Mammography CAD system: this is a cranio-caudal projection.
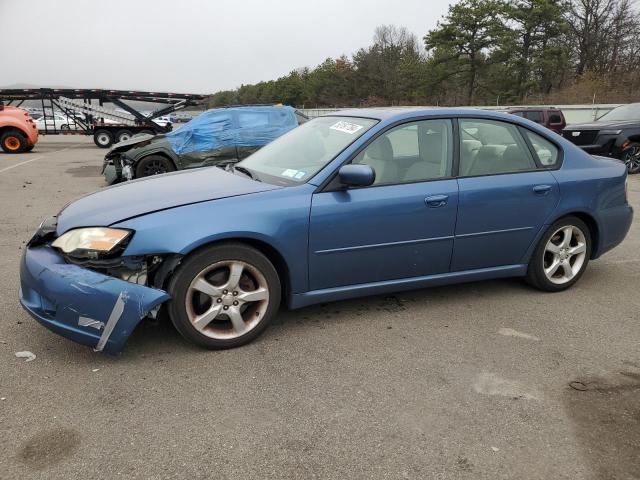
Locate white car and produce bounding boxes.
[152,116,173,128]
[35,113,79,131]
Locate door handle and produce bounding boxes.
[425,194,448,207]
[533,184,552,195]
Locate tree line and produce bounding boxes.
[208,0,640,108]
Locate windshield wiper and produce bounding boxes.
[232,165,259,181]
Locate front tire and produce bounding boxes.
[621,143,640,174]
[135,155,176,178]
[1,129,27,153]
[526,216,591,292]
[167,243,281,349]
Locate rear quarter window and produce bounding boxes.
[522,129,560,167]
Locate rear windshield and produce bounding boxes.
[598,104,640,122]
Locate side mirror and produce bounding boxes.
[338,164,375,188]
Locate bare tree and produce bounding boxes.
[567,0,640,75]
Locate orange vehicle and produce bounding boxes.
[0,105,38,153]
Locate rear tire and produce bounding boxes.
[115,129,132,143]
[167,242,281,349]
[621,143,640,174]
[526,216,591,292]
[1,129,27,153]
[93,129,114,148]
[135,155,176,178]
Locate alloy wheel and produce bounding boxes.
[185,260,269,340]
[143,160,168,176]
[543,225,587,285]
[623,146,640,173]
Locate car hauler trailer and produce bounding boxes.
[0,88,206,148]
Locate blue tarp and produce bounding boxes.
[166,106,298,155]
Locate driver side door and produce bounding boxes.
[308,118,459,290]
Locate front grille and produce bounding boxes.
[562,130,598,146]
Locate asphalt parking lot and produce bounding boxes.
[1,136,639,480]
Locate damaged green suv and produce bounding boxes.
[102,105,307,183]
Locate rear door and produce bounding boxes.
[452,118,560,271]
[184,111,237,168]
[236,110,272,160]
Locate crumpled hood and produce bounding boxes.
[107,133,161,153]
[57,167,279,234]
[564,119,638,130]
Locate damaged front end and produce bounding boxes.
[19,218,179,355]
[102,135,154,184]
[103,151,136,184]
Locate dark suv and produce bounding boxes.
[507,107,566,133]
[561,103,640,173]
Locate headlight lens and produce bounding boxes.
[52,228,131,256]
[600,129,622,135]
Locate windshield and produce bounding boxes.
[598,104,640,122]
[237,116,377,185]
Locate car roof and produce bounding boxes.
[323,107,536,122]
[507,107,560,111]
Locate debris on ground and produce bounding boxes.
[15,351,36,362]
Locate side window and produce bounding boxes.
[523,111,543,123]
[522,129,560,167]
[548,112,563,125]
[459,119,536,176]
[353,119,453,185]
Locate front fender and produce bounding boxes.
[1,119,33,141]
[113,186,315,295]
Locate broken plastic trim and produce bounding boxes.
[95,292,127,352]
[20,246,170,355]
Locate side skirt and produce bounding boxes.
[289,264,527,309]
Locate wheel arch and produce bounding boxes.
[136,151,178,170]
[549,210,600,259]
[171,236,292,305]
[625,134,640,145]
[0,125,28,137]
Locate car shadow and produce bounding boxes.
[36,276,535,361]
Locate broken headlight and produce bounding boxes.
[52,227,132,259]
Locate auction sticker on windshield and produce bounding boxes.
[282,168,306,179]
[330,121,364,135]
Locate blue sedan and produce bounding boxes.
[20,108,633,354]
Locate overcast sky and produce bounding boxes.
[0,0,452,94]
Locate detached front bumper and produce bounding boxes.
[19,246,170,355]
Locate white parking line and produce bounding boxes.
[0,155,46,174]
[0,145,79,174]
